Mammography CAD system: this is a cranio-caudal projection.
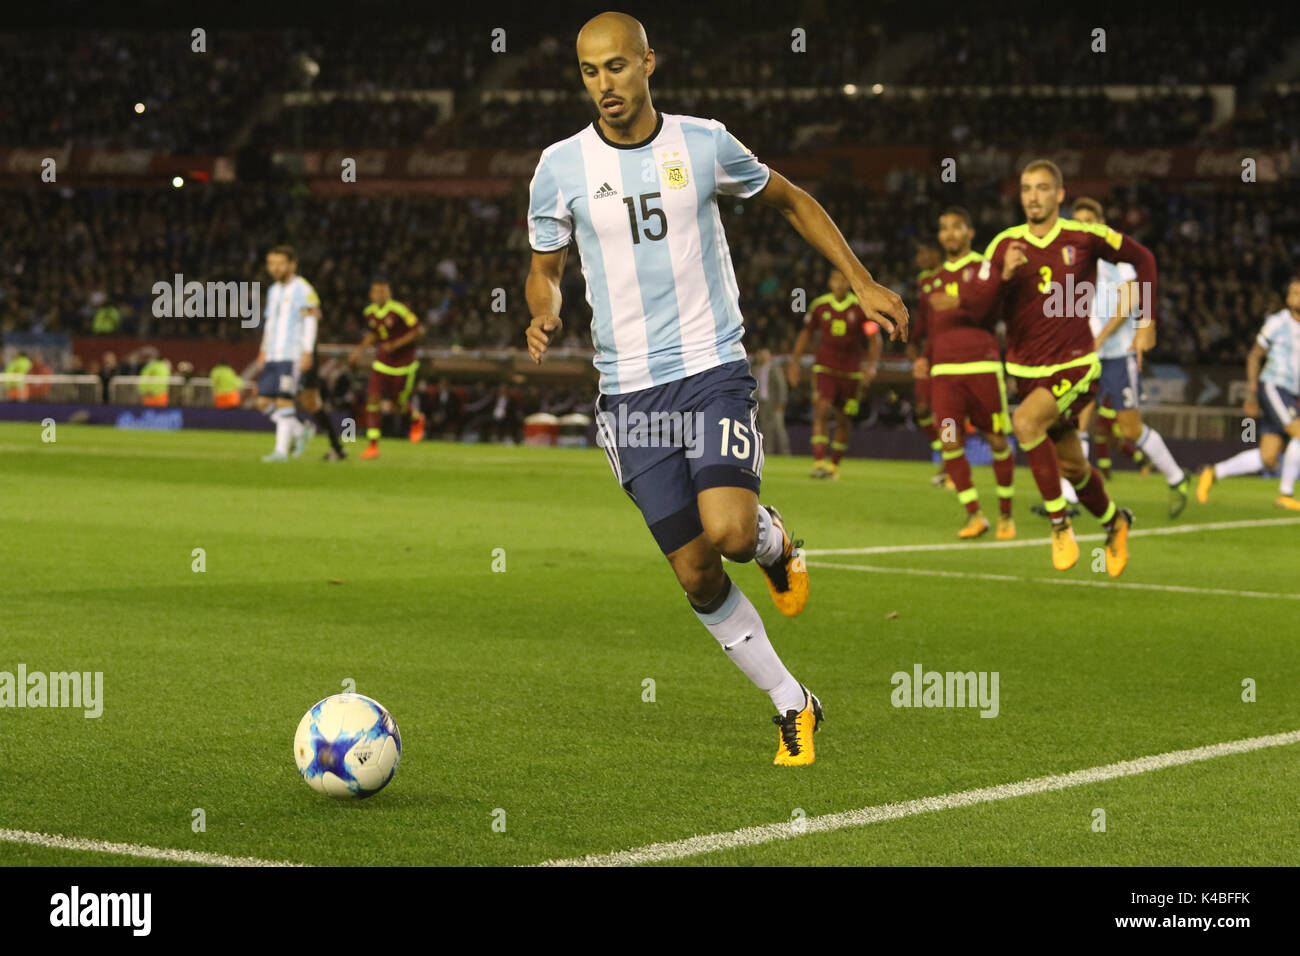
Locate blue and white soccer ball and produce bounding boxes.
[294,694,402,798]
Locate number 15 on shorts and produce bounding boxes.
[718,417,753,459]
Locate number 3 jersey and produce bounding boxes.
[527,112,770,395]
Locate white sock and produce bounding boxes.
[1214,448,1263,480]
[1060,476,1079,504]
[273,407,301,455]
[1079,434,1091,461]
[691,577,805,713]
[754,506,785,566]
[1280,440,1300,496]
[1134,424,1185,485]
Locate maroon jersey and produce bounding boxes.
[979,218,1156,375]
[912,268,938,362]
[920,253,1000,366]
[804,293,880,373]
[364,298,421,367]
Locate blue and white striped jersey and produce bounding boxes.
[262,275,320,363]
[528,112,770,394]
[1257,308,1300,393]
[1088,259,1139,360]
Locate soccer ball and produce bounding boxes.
[294,694,402,798]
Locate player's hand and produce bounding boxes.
[300,352,313,371]
[1244,396,1260,419]
[255,350,266,372]
[1133,322,1155,372]
[1002,241,1028,280]
[786,363,801,388]
[927,292,960,311]
[912,357,929,378]
[852,276,909,343]
[526,314,562,364]
[348,348,363,365]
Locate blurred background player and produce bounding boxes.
[254,245,319,462]
[1197,277,1300,510]
[349,277,424,460]
[981,160,1157,576]
[787,267,882,479]
[923,207,1016,539]
[909,241,947,485]
[525,12,906,767]
[1071,197,1188,517]
[751,346,790,457]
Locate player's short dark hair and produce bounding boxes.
[268,244,297,261]
[1072,197,1104,221]
[1021,158,1063,189]
[940,206,973,228]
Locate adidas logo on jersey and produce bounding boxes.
[592,182,618,199]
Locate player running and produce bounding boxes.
[255,245,319,463]
[921,207,1016,539]
[1197,277,1300,510]
[909,242,948,485]
[979,160,1157,575]
[525,12,907,766]
[1070,197,1188,516]
[349,278,425,461]
[787,268,882,479]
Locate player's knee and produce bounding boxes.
[1011,408,1039,444]
[702,514,757,562]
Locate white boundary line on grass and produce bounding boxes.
[0,829,307,867]
[805,516,1300,556]
[535,729,1300,867]
[808,560,1300,600]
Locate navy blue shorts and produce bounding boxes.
[1259,381,1299,435]
[257,360,300,399]
[1095,355,1140,410]
[595,359,763,555]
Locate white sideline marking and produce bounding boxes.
[0,829,307,867]
[805,516,1300,556]
[535,729,1300,867]
[808,560,1300,600]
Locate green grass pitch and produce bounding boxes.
[1,421,1296,866]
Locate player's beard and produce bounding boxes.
[602,96,639,131]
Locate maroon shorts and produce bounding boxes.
[931,367,1009,435]
[368,364,417,404]
[1011,357,1101,429]
[814,369,860,411]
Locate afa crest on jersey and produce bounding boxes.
[661,158,689,190]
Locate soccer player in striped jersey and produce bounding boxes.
[1197,278,1300,510]
[922,207,1016,540]
[255,246,319,462]
[349,279,424,461]
[525,12,907,766]
[787,268,882,479]
[909,241,948,484]
[1070,198,1188,517]
[978,160,1157,576]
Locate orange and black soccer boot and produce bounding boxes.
[360,440,381,460]
[1051,518,1079,570]
[773,686,824,767]
[757,505,808,617]
[1104,507,1134,577]
[996,515,1016,540]
[409,413,425,443]
[958,511,990,539]
[1277,495,1300,511]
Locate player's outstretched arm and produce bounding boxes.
[1244,341,1266,417]
[754,169,908,341]
[525,248,568,364]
